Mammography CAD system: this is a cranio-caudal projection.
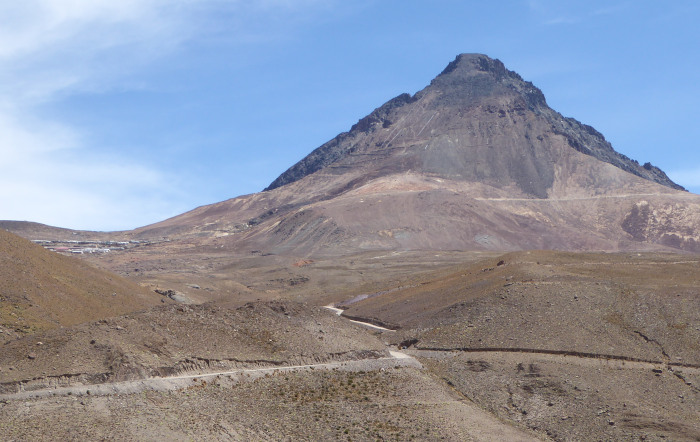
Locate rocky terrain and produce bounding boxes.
[0,301,388,391]
[0,361,537,441]
[336,251,700,441]
[266,54,682,193]
[1,248,698,441]
[0,297,541,441]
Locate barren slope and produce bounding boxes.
[0,299,541,441]
[0,365,540,441]
[331,250,700,440]
[0,301,387,389]
[0,229,161,342]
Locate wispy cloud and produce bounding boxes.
[0,150,187,231]
[0,0,340,230]
[543,16,579,25]
[0,100,190,230]
[0,0,206,230]
[592,3,631,17]
[0,0,201,105]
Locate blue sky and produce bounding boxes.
[1,0,699,230]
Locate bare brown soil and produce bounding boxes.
[421,351,700,441]
[0,301,386,391]
[2,230,700,441]
[0,297,540,441]
[0,366,541,441]
[0,229,162,342]
[1,245,698,440]
[333,250,700,440]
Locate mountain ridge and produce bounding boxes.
[3,54,698,256]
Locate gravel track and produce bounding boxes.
[0,352,421,401]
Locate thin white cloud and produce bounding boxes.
[0,111,78,156]
[0,1,158,58]
[526,0,579,26]
[0,0,199,105]
[593,3,630,16]
[0,0,341,103]
[0,0,208,230]
[543,16,579,25]
[0,0,341,230]
[0,157,187,231]
[0,107,189,230]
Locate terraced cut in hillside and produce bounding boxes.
[0,302,386,392]
[0,300,540,441]
[0,364,541,441]
[342,251,700,365]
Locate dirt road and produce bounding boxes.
[0,351,421,401]
[323,305,395,331]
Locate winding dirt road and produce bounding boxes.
[323,305,395,331]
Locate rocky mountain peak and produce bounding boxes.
[106,56,697,256]
[425,53,547,111]
[264,54,683,193]
[437,53,509,78]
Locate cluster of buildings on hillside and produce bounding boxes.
[31,239,148,254]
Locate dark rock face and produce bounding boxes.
[264,93,416,191]
[548,117,683,191]
[426,54,546,110]
[265,53,684,193]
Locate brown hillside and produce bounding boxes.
[330,250,700,440]
[341,250,700,365]
[0,229,163,341]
